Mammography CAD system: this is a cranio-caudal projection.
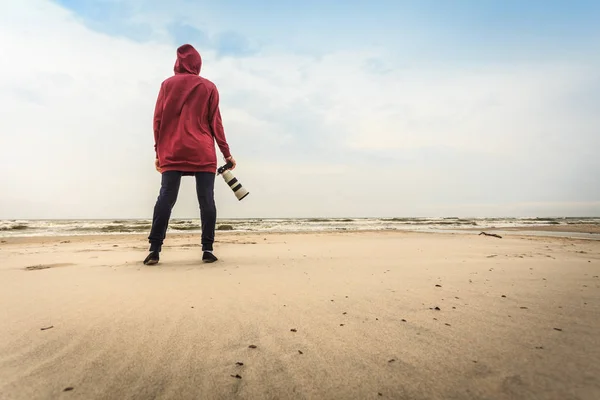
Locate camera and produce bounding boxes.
[217,161,249,201]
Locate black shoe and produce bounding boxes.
[143,251,160,265]
[202,251,218,263]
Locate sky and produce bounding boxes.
[0,0,599,219]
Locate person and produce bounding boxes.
[143,44,236,266]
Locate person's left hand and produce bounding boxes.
[155,158,162,173]
[225,156,236,170]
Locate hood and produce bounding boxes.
[174,44,202,75]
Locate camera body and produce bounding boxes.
[217,161,249,201]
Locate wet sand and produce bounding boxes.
[462,223,600,235]
[1,231,599,399]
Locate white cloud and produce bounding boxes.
[0,0,598,219]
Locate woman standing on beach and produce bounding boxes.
[143,44,236,266]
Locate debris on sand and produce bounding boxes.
[40,326,54,331]
[479,232,502,239]
[27,265,52,271]
[248,345,257,349]
[231,374,242,379]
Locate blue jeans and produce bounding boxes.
[148,171,216,252]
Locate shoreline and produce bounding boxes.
[3,218,599,241]
[463,223,600,234]
[1,226,599,247]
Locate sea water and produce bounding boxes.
[1,217,598,238]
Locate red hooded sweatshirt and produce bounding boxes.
[153,44,231,173]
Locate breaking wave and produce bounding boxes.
[1,217,598,238]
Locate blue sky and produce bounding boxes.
[54,0,600,59]
[0,0,599,218]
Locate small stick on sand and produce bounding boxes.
[479,232,502,239]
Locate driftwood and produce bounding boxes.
[479,232,502,239]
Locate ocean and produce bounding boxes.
[1,217,599,238]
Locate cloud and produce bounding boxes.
[0,0,599,219]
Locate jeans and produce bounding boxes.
[148,171,216,252]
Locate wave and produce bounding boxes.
[378,218,477,226]
[0,224,30,231]
[1,217,598,238]
[170,225,201,231]
[72,224,152,233]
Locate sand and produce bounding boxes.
[0,231,599,400]
[462,224,600,235]
[491,224,600,235]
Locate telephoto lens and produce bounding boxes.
[217,161,249,201]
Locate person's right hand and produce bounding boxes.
[155,158,162,173]
[226,156,236,170]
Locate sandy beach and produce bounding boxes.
[1,231,599,400]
